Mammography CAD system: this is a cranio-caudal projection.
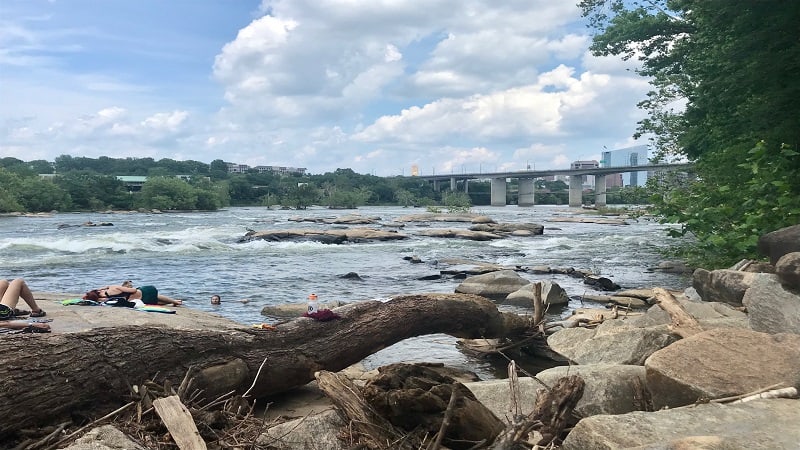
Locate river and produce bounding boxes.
[0,205,690,378]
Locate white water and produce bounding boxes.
[0,205,689,378]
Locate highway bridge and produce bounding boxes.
[405,163,692,207]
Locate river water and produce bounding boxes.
[0,205,689,378]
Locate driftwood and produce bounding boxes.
[489,374,585,449]
[152,396,207,450]
[653,287,703,338]
[316,371,416,450]
[0,293,530,439]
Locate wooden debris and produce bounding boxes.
[653,287,703,338]
[152,396,207,450]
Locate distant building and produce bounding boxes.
[226,162,306,175]
[570,160,599,187]
[600,145,649,186]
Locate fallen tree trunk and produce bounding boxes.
[0,293,530,439]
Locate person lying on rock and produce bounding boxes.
[0,278,50,332]
[83,284,183,307]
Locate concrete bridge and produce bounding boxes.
[409,163,692,207]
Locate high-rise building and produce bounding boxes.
[570,160,599,187]
[600,145,649,186]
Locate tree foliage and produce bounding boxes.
[582,0,800,267]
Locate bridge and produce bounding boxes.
[407,163,692,207]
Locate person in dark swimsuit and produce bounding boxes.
[83,284,183,306]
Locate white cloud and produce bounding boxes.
[141,110,188,132]
[0,0,656,175]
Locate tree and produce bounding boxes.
[138,177,198,210]
[581,0,800,267]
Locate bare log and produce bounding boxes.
[653,287,703,338]
[0,293,529,439]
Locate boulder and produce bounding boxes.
[454,270,530,301]
[547,320,677,365]
[692,268,757,305]
[257,409,345,450]
[469,222,545,235]
[757,224,800,264]
[583,275,620,291]
[505,281,569,308]
[465,365,648,421]
[562,399,800,450]
[645,328,800,409]
[742,273,800,335]
[775,252,800,289]
[535,365,649,417]
[64,425,146,450]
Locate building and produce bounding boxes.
[600,145,649,186]
[226,162,307,176]
[570,160,599,188]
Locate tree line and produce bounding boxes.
[583,0,800,268]
[0,156,651,213]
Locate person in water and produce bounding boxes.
[84,284,183,306]
[0,278,50,332]
[210,294,221,305]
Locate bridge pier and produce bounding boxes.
[569,176,583,207]
[594,174,606,207]
[518,178,535,207]
[464,179,469,194]
[491,177,507,206]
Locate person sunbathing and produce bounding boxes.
[0,278,50,332]
[83,284,183,306]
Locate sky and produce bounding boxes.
[0,0,653,176]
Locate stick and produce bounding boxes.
[242,357,269,398]
[731,387,798,404]
[428,387,459,450]
[532,282,544,327]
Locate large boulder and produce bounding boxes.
[505,281,569,308]
[742,273,800,335]
[692,268,757,305]
[562,398,800,450]
[757,224,800,264]
[645,328,800,409]
[535,365,649,417]
[465,365,648,421]
[454,270,530,301]
[547,320,677,366]
[775,251,800,289]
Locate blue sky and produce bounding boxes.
[1,0,652,176]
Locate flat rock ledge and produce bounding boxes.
[239,227,408,244]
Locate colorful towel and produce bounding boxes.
[135,306,176,314]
